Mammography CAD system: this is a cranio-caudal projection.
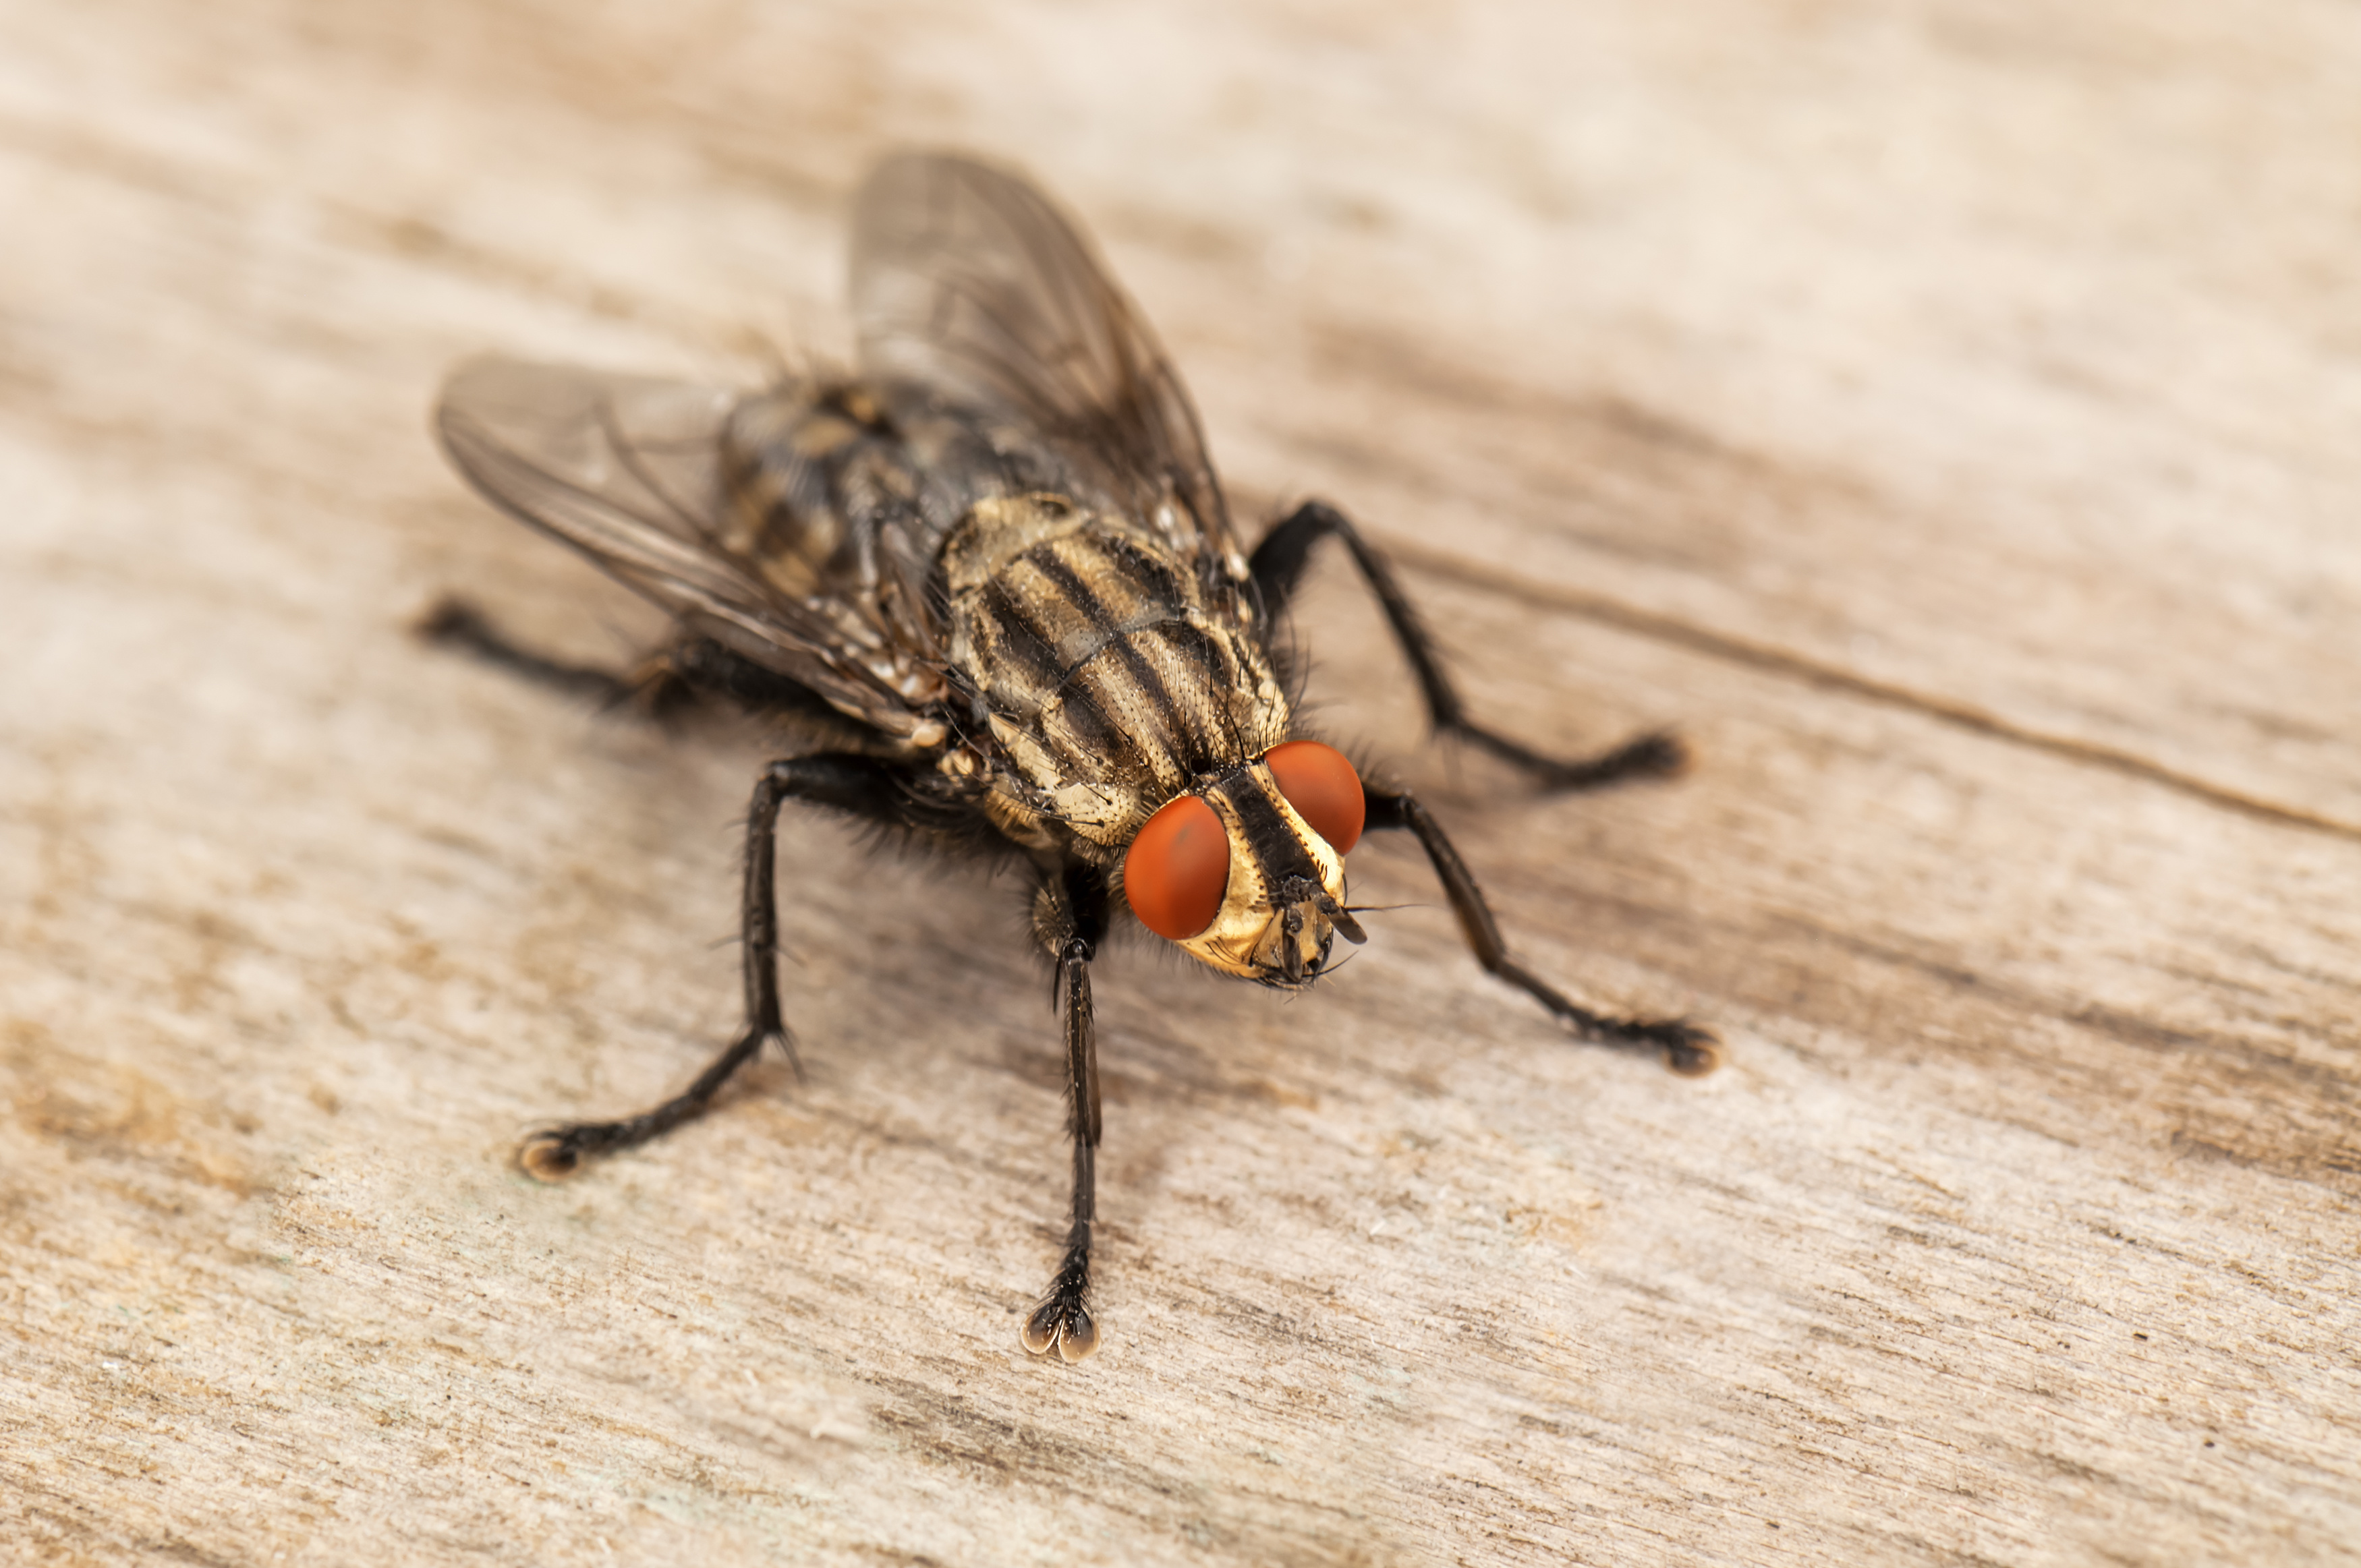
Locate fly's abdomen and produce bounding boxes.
[943,493,1288,852]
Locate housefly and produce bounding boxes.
[427,152,1717,1363]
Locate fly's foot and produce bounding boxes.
[1655,1021,1722,1077]
[1021,1291,1098,1363]
[1496,957,1723,1076]
[516,1124,620,1182]
[414,594,486,646]
[1525,728,1689,793]
[1591,1014,1721,1076]
[1021,1245,1099,1362]
[1456,725,1690,794]
[1586,729,1689,784]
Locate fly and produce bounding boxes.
[426,152,1717,1364]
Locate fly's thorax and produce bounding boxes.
[1161,759,1351,985]
[943,492,1288,859]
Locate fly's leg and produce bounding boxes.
[1021,866,1110,1363]
[519,753,923,1180]
[1249,500,1685,792]
[420,599,852,722]
[417,597,648,707]
[1364,784,1719,1076]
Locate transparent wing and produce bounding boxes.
[432,356,933,738]
[850,152,1243,573]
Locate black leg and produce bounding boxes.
[1249,500,1686,792]
[417,596,647,707]
[1364,785,1719,1075]
[419,598,855,725]
[518,752,924,1180]
[1021,865,1110,1363]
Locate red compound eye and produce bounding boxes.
[1266,741,1364,854]
[1125,793,1230,940]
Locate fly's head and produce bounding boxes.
[1122,741,1369,989]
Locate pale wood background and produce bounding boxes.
[3,1,2358,1563]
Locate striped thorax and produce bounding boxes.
[943,491,1287,855]
[943,492,1357,986]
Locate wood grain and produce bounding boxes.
[4,1,2358,1563]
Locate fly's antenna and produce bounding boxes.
[1313,890,1367,946]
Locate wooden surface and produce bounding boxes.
[4,2,2359,1563]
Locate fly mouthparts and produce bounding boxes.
[1278,904,1308,985]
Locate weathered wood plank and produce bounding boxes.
[4,1,2358,1564]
